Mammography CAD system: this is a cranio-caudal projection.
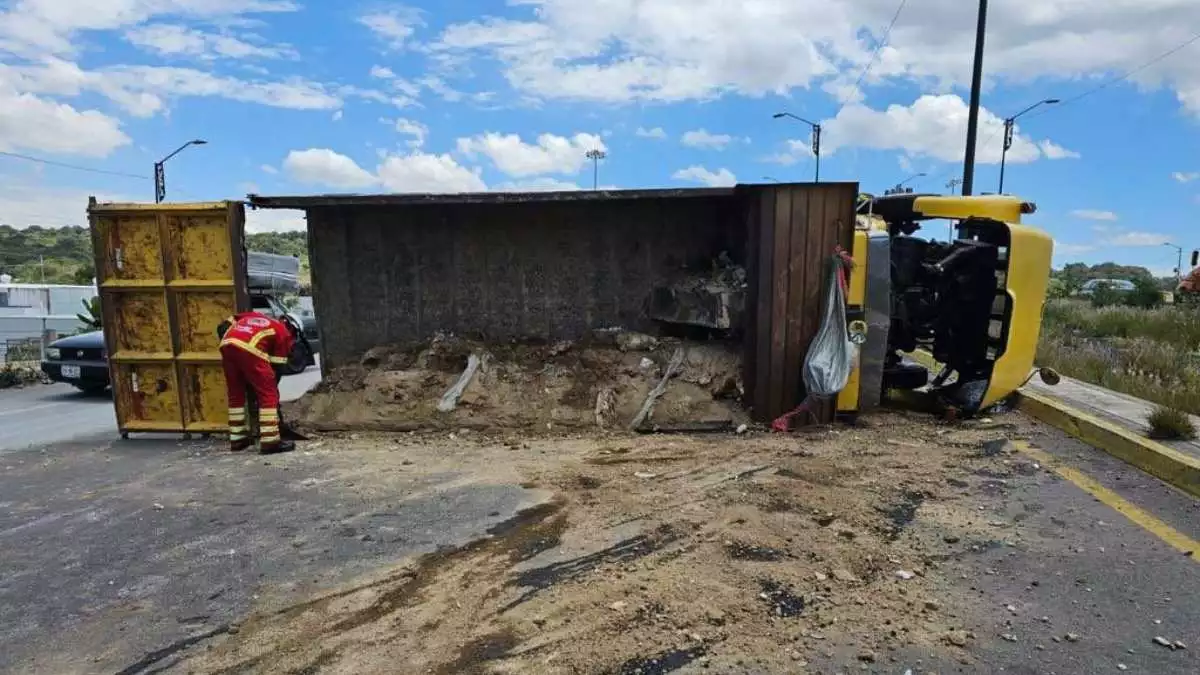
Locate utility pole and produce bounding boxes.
[999,98,1059,193]
[961,0,989,196]
[155,139,208,203]
[585,149,606,191]
[945,179,964,242]
[772,112,821,183]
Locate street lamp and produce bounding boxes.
[154,139,207,203]
[1164,242,1184,281]
[999,99,1059,194]
[772,112,821,183]
[898,171,927,188]
[585,148,606,191]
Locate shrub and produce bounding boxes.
[1127,277,1164,309]
[1147,406,1197,441]
[1089,284,1125,308]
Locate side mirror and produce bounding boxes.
[1038,367,1061,386]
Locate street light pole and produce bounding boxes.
[961,0,989,196]
[999,98,1060,194]
[1165,242,1184,281]
[772,112,821,183]
[946,179,964,241]
[585,149,606,191]
[154,139,207,203]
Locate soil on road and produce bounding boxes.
[2,408,1196,674]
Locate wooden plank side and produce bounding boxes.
[767,187,793,420]
[752,189,776,422]
[740,190,760,413]
[782,186,811,415]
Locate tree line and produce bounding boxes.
[0,225,308,285]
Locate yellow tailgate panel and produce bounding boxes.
[89,201,247,435]
[112,363,182,427]
[181,364,234,432]
[109,292,172,358]
[983,224,1053,408]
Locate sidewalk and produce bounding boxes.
[1020,375,1200,497]
[1026,375,1200,463]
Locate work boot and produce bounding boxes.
[229,438,252,452]
[259,440,296,455]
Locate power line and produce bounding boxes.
[1024,29,1200,120]
[840,0,910,117]
[0,150,150,180]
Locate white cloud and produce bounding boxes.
[394,118,428,147]
[0,87,129,157]
[681,129,734,150]
[279,147,486,194]
[1054,241,1097,256]
[246,208,306,233]
[377,152,486,193]
[359,6,423,50]
[332,109,343,122]
[456,132,605,177]
[897,155,915,173]
[1071,210,1119,222]
[124,23,296,61]
[2,59,348,117]
[672,166,737,187]
[761,139,814,166]
[636,127,667,140]
[260,164,278,174]
[283,149,377,190]
[493,177,582,192]
[428,1,1200,115]
[419,75,464,102]
[1173,171,1200,183]
[1107,231,1170,247]
[821,94,1075,164]
[1039,140,1081,160]
[0,182,130,230]
[0,1,300,57]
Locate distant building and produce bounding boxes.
[0,283,97,361]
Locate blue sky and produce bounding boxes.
[1,1,1199,276]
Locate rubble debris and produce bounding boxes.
[895,570,916,580]
[617,331,659,352]
[287,336,746,433]
[832,569,859,582]
[648,252,747,331]
[629,347,687,431]
[437,353,484,413]
[758,579,805,617]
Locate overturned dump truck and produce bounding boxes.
[845,193,1052,415]
[250,186,1051,429]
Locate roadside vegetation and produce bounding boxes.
[1037,299,1200,415]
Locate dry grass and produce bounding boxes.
[1146,406,1197,440]
[1038,300,1200,415]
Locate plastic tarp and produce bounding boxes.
[803,260,858,398]
[247,251,301,294]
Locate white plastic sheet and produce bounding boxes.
[803,261,858,398]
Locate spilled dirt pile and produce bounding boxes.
[287,332,749,432]
[171,411,1056,674]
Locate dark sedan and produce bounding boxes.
[41,331,110,394]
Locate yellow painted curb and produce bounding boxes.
[904,349,1200,498]
[1014,390,1200,499]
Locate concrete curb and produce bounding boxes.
[905,349,1200,498]
[1014,389,1200,499]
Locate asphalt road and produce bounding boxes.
[0,434,538,675]
[0,366,322,455]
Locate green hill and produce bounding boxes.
[0,224,309,286]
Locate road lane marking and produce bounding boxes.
[0,402,68,417]
[1014,441,1198,560]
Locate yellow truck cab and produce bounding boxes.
[838,194,1053,416]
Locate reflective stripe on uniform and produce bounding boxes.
[221,337,274,363]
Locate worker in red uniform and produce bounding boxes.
[216,312,295,453]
